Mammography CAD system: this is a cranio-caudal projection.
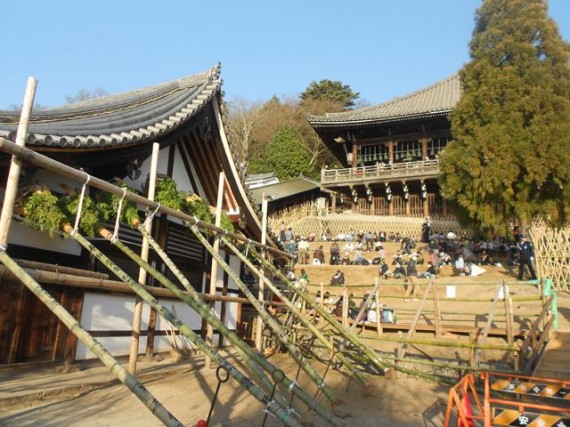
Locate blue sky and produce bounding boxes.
[2,0,569,110]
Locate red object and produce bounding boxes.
[196,420,207,427]
[457,395,474,427]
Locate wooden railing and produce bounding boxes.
[321,159,440,185]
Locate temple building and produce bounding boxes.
[308,74,460,219]
[0,65,270,364]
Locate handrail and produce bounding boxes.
[321,159,440,184]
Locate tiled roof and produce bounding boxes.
[308,74,461,127]
[249,176,320,205]
[0,65,221,148]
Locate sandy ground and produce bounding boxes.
[0,240,568,426]
[0,352,450,427]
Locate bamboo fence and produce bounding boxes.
[530,222,570,292]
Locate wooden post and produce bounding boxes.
[504,283,514,346]
[255,195,268,352]
[128,143,159,374]
[320,282,325,309]
[433,282,442,338]
[206,172,225,365]
[342,287,349,327]
[0,77,37,248]
[375,281,382,336]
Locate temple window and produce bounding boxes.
[394,140,422,162]
[358,144,389,165]
[428,136,451,158]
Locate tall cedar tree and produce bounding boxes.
[439,0,570,233]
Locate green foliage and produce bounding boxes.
[439,0,570,231]
[186,197,214,224]
[22,191,68,237]
[300,79,360,110]
[248,126,313,180]
[154,177,187,211]
[95,183,141,228]
[59,194,100,237]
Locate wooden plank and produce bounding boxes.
[398,281,432,359]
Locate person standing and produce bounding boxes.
[421,217,431,243]
[518,235,538,281]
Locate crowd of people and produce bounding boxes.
[277,221,539,294]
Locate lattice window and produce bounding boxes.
[394,140,422,162]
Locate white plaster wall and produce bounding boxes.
[76,292,238,360]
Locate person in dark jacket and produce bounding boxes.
[518,235,537,281]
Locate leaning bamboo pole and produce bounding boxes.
[188,224,337,403]
[107,231,278,397]
[0,251,184,427]
[136,226,345,427]
[249,246,456,384]
[0,137,291,262]
[222,236,366,385]
[63,225,301,427]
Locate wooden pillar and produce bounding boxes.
[443,199,448,218]
[421,136,429,159]
[331,193,336,213]
[255,196,269,352]
[205,172,226,365]
[351,143,358,169]
[388,141,394,164]
[422,181,429,217]
[128,143,159,374]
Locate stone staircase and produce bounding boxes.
[534,331,570,380]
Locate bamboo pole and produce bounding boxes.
[64,226,302,427]
[206,171,226,364]
[108,232,276,398]
[472,282,503,369]
[189,225,337,403]
[0,265,265,304]
[136,226,344,427]
[0,77,37,247]
[375,283,382,337]
[129,142,160,374]
[433,282,442,339]
[0,250,184,427]
[222,237,365,384]
[255,195,268,353]
[398,282,432,359]
[0,137,291,261]
[14,259,109,279]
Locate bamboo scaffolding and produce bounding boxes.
[0,137,292,261]
[106,232,278,399]
[249,246,457,384]
[0,251,184,427]
[222,236,366,385]
[136,227,345,427]
[0,265,261,305]
[64,226,302,427]
[188,224,338,403]
[14,258,109,279]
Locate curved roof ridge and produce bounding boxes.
[308,73,461,126]
[0,64,222,148]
